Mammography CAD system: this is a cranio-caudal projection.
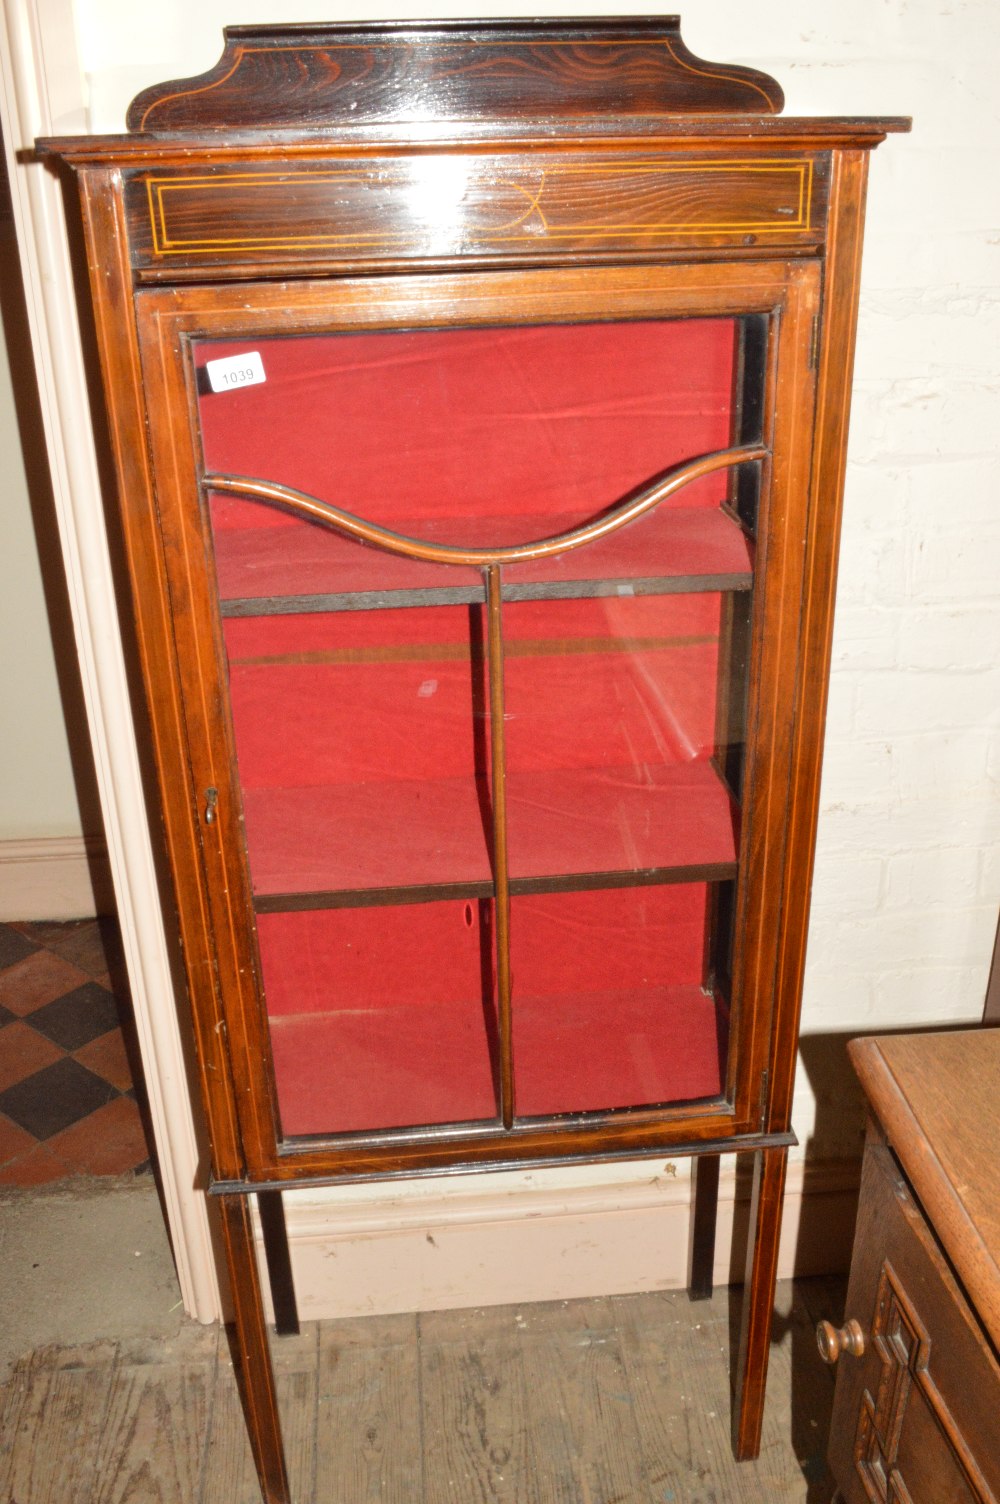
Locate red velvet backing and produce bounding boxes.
[210,499,752,603]
[198,319,740,1135]
[260,886,726,1135]
[198,319,736,531]
[223,598,736,896]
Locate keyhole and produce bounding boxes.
[464,902,474,928]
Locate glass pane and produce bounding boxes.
[511,887,728,1118]
[258,901,498,1136]
[215,599,498,1137]
[197,316,743,590]
[221,604,491,902]
[503,591,740,1118]
[502,594,738,886]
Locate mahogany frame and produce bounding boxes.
[39,20,908,1501]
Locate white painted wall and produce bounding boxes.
[8,0,998,1314]
[0,250,82,841]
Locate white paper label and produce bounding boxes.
[205,351,266,393]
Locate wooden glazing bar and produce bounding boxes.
[251,860,740,914]
[218,570,754,618]
[203,442,767,569]
[486,563,515,1129]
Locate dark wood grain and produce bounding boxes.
[217,1195,291,1504]
[126,19,785,133]
[689,1150,722,1300]
[122,152,827,274]
[75,172,250,1186]
[130,258,819,1187]
[733,1147,789,1459]
[766,150,872,1145]
[827,1132,1000,1504]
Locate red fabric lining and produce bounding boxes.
[224,596,722,789]
[199,321,740,1136]
[210,500,752,602]
[257,903,493,1015]
[260,886,725,1135]
[269,983,724,1136]
[241,762,736,896]
[270,1004,498,1135]
[197,320,736,534]
[513,985,725,1118]
[257,885,706,1016]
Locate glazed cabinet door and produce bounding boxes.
[134,259,820,1179]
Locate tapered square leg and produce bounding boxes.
[688,1152,721,1301]
[219,1193,292,1504]
[732,1146,788,1460]
[258,1190,300,1337]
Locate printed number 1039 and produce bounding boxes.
[205,350,266,393]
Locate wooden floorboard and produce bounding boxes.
[316,1313,422,1502]
[517,1296,651,1504]
[91,1346,215,1504]
[420,1304,540,1504]
[0,1343,120,1504]
[0,1282,838,1503]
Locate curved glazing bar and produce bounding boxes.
[202,442,766,569]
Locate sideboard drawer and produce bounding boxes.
[828,1136,1000,1504]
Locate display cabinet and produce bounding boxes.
[40,20,907,1502]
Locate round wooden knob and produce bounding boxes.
[816,1317,866,1364]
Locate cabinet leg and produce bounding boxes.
[258,1190,300,1337]
[688,1152,720,1300]
[732,1146,788,1461]
[219,1193,292,1504]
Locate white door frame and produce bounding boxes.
[0,0,220,1322]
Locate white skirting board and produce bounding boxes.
[256,1156,860,1324]
[0,835,110,920]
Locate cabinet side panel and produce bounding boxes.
[77,169,245,1180]
[767,149,871,1132]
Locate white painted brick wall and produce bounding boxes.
[781,0,1000,1154]
[73,0,1000,1195]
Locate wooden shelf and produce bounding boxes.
[269,981,726,1138]
[245,759,738,911]
[514,983,727,1119]
[214,502,754,616]
[270,993,499,1137]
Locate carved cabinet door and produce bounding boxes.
[828,1135,1000,1504]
